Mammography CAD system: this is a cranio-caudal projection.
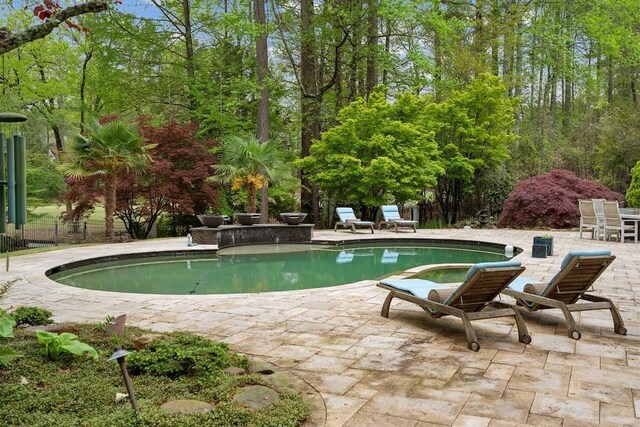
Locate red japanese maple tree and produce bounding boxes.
[498,170,624,229]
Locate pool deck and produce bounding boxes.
[1,228,639,426]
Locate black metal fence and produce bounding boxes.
[1,214,129,253]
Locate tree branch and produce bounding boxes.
[0,1,109,55]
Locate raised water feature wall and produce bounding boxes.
[191,224,314,248]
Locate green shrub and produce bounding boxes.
[12,306,53,326]
[626,160,640,208]
[127,334,247,378]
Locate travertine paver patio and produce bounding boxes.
[1,228,639,426]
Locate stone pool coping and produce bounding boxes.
[2,228,639,426]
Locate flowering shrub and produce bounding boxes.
[498,169,624,228]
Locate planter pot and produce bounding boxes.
[234,213,261,225]
[279,212,308,225]
[531,244,548,258]
[533,236,553,256]
[197,215,225,228]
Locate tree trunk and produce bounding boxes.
[255,0,270,223]
[104,174,117,241]
[247,184,256,213]
[80,46,93,136]
[382,16,391,88]
[181,0,197,111]
[365,0,378,97]
[300,0,320,223]
[433,2,443,102]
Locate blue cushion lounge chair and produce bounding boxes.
[334,207,375,234]
[502,250,626,340]
[378,205,417,233]
[377,261,530,351]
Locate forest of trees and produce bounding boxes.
[1,0,639,227]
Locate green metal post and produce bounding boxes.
[0,132,5,233]
[15,135,26,227]
[6,136,15,224]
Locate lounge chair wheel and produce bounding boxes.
[522,334,532,344]
[469,342,480,352]
[617,326,627,335]
[570,330,581,340]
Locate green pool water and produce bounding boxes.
[48,243,509,295]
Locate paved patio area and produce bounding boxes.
[1,228,639,426]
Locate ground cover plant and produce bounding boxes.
[498,169,625,228]
[11,306,53,326]
[0,325,309,426]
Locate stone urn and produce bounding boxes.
[197,214,225,228]
[279,212,308,225]
[234,213,261,225]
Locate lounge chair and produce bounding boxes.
[334,207,375,234]
[377,261,530,351]
[378,205,417,233]
[502,250,626,340]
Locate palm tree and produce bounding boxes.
[61,120,155,240]
[210,136,296,217]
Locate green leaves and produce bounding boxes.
[0,345,22,368]
[298,90,442,207]
[626,161,640,208]
[0,310,17,339]
[1,310,22,368]
[35,331,99,361]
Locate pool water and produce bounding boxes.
[48,244,509,295]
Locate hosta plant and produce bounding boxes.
[0,309,16,338]
[36,331,99,361]
[0,309,21,368]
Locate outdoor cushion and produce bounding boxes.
[464,260,523,282]
[378,278,451,299]
[560,250,611,270]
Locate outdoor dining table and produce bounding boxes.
[620,208,640,243]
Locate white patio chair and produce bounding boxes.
[578,200,598,240]
[591,199,606,240]
[602,201,636,242]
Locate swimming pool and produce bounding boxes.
[47,242,512,295]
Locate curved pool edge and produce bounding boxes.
[43,238,523,297]
[0,229,603,318]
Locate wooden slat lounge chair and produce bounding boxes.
[502,250,626,340]
[334,207,375,234]
[377,261,530,351]
[378,205,417,233]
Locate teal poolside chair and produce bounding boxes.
[503,250,626,340]
[378,205,417,233]
[334,207,375,234]
[378,261,530,351]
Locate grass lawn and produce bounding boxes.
[0,324,309,426]
[29,204,107,222]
